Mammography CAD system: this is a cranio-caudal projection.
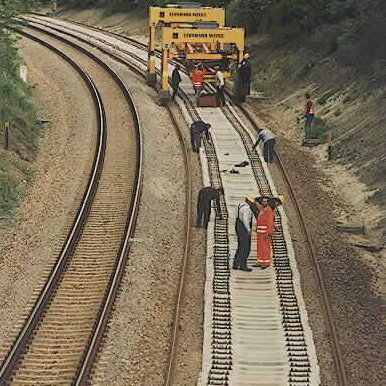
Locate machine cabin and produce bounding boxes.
[160,27,245,95]
[147,4,225,86]
[147,3,247,105]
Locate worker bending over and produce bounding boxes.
[252,128,276,163]
[196,186,223,229]
[190,120,211,153]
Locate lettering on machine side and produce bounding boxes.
[182,33,225,39]
[169,12,207,17]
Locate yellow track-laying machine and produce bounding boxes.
[147,2,248,105]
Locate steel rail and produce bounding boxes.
[162,105,193,386]
[23,17,346,386]
[1,26,144,385]
[75,75,143,385]
[0,29,107,384]
[238,104,348,386]
[102,28,349,384]
[22,18,192,385]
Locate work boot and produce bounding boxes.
[240,267,252,272]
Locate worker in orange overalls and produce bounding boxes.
[191,63,205,106]
[247,196,282,269]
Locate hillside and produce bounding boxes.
[56,1,386,246]
[250,37,386,242]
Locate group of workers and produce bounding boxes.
[172,59,316,143]
[179,56,316,270]
[170,54,252,106]
[190,111,280,269]
[196,186,281,270]
[190,118,277,163]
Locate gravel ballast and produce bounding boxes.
[0,37,96,357]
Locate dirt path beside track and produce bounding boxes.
[249,102,384,386]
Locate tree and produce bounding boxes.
[228,0,272,33]
[0,0,40,28]
[0,0,40,123]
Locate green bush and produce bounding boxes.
[0,0,39,219]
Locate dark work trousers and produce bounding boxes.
[244,80,251,97]
[191,130,202,153]
[217,85,225,106]
[171,85,179,100]
[305,114,315,139]
[197,203,211,229]
[263,138,276,163]
[233,219,251,269]
[194,86,204,106]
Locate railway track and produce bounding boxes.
[18,15,346,385]
[0,27,143,385]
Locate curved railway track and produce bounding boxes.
[0,27,143,385]
[18,15,346,385]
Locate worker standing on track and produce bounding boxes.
[247,196,282,269]
[190,120,211,153]
[171,64,181,101]
[191,63,205,106]
[214,66,225,106]
[233,201,254,272]
[252,128,276,163]
[304,93,316,139]
[238,53,252,101]
[196,186,223,229]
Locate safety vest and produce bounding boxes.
[191,70,204,88]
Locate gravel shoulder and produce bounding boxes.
[248,101,384,385]
[89,55,206,385]
[0,37,96,356]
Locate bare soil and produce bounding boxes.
[249,45,386,243]
[248,101,385,385]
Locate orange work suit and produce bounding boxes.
[191,69,205,88]
[256,205,275,266]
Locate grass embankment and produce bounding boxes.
[0,34,37,223]
[250,39,386,238]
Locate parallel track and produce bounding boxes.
[22,15,346,385]
[0,27,143,385]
